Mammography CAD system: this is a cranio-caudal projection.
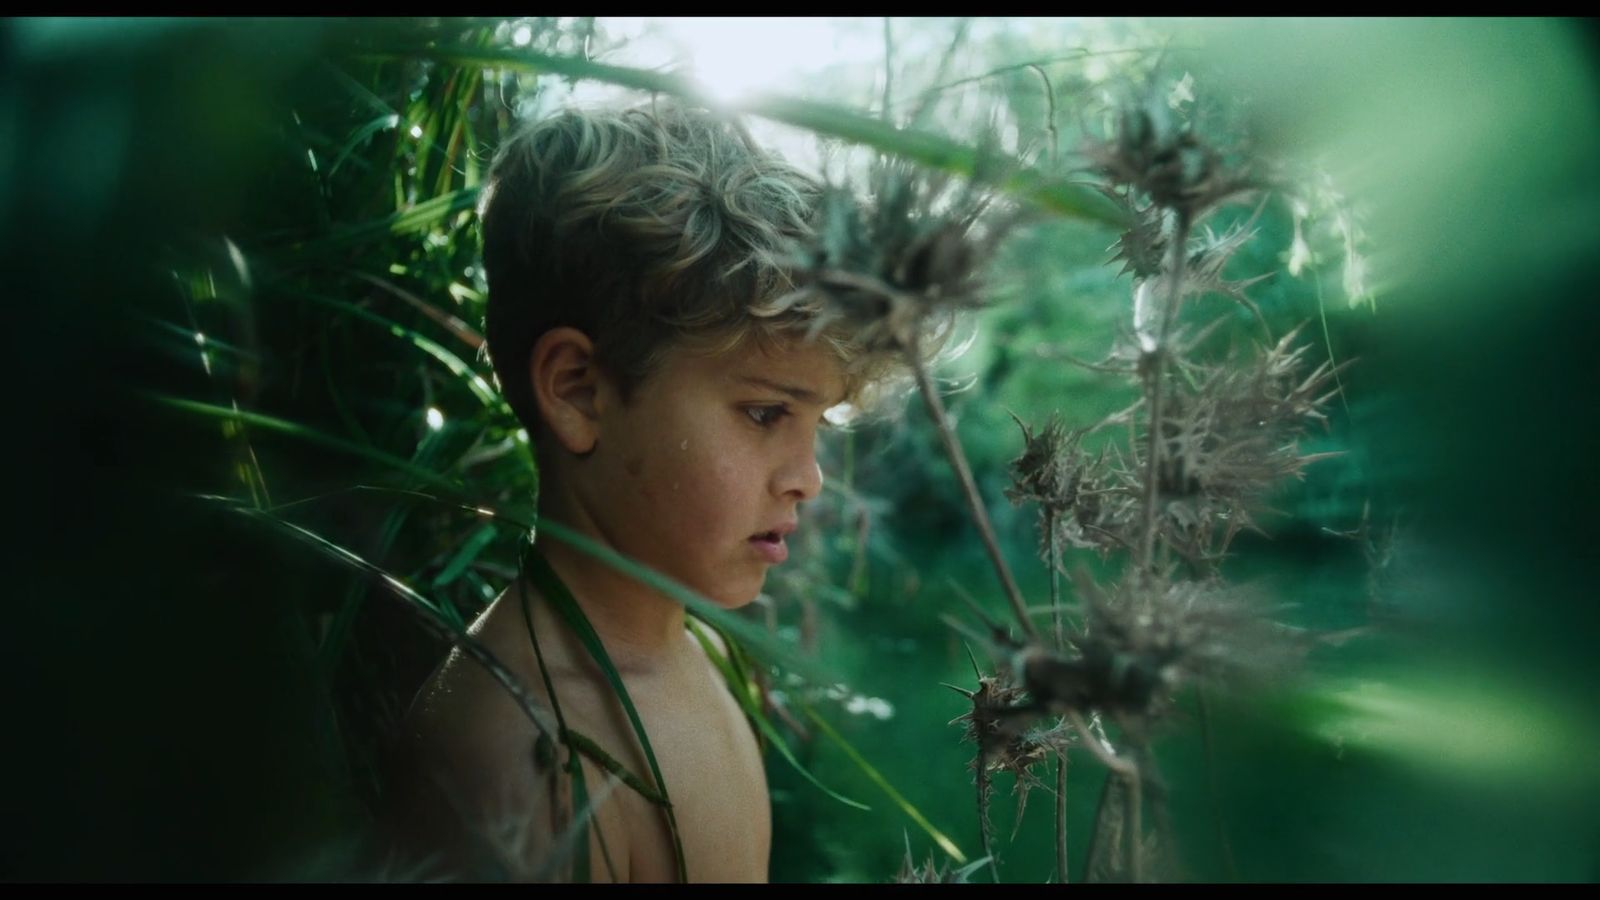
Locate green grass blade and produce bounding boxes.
[342,43,1124,227]
[531,517,834,685]
[686,619,870,812]
[285,287,500,407]
[317,430,454,675]
[432,522,498,589]
[252,481,837,685]
[148,395,463,491]
[269,186,481,258]
[529,774,623,883]
[200,496,559,740]
[518,572,596,883]
[329,112,400,180]
[524,544,689,883]
[800,701,968,865]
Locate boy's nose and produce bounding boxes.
[775,442,824,502]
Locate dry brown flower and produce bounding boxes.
[791,155,1023,356]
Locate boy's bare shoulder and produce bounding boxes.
[379,590,630,882]
[404,594,544,757]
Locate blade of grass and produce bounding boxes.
[342,43,1125,227]
[528,774,622,883]
[270,186,481,259]
[204,496,556,737]
[432,522,498,589]
[685,618,869,813]
[148,395,463,491]
[345,269,485,351]
[249,482,836,685]
[524,543,689,884]
[317,428,454,676]
[798,701,968,865]
[328,112,401,179]
[214,495,662,816]
[531,517,834,685]
[285,287,499,407]
[519,568,600,883]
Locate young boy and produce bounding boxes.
[374,102,892,882]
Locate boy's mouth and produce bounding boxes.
[748,525,793,564]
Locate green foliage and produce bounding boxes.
[7,15,1599,884]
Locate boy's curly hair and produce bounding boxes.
[480,100,899,439]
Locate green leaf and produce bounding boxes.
[147,395,463,491]
[270,186,481,259]
[531,517,836,685]
[341,43,1125,227]
[800,701,969,865]
[685,618,870,813]
[284,287,500,408]
[432,522,498,589]
[524,544,689,883]
[328,112,401,179]
[203,496,560,742]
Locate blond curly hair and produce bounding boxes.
[480,100,897,437]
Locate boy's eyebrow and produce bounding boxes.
[735,375,828,405]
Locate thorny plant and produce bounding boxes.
[798,74,1349,883]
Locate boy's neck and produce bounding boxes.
[533,503,692,675]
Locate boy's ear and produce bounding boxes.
[529,327,606,456]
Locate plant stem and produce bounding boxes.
[908,337,1037,639]
[1047,520,1068,883]
[1055,752,1069,884]
[1126,762,1143,883]
[881,17,894,124]
[1082,770,1114,882]
[1137,213,1192,580]
[1047,515,1062,648]
[977,756,1000,883]
[1198,685,1239,880]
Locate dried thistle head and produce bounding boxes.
[893,836,989,884]
[1035,570,1309,729]
[1006,412,1135,559]
[1101,187,1170,281]
[1086,87,1257,222]
[946,667,1032,763]
[945,661,1076,855]
[893,847,952,884]
[1143,328,1344,562]
[1001,718,1075,840]
[1005,412,1078,511]
[792,153,1020,355]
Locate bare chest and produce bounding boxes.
[586,665,771,882]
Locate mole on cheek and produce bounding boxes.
[625,456,644,478]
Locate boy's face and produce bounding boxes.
[572,336,846,608]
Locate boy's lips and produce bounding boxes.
[748,522,795,564]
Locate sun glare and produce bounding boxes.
[608,18,852,107]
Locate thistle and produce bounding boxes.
[793,152,1041,643]
[980,73,1351,883]
[1085,90,1257,226]
[795,155,1019,355]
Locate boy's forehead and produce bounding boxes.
[696,338,848,405]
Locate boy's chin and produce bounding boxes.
[697,575,766,611]
[703,587,762,611]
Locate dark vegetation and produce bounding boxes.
[3,16,1598,882]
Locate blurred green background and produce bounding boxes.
[2,17,1597,882]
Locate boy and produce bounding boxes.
[374,102,894,882]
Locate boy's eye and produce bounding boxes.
[744,405,789,428]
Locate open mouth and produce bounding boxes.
[748,530,788,563]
